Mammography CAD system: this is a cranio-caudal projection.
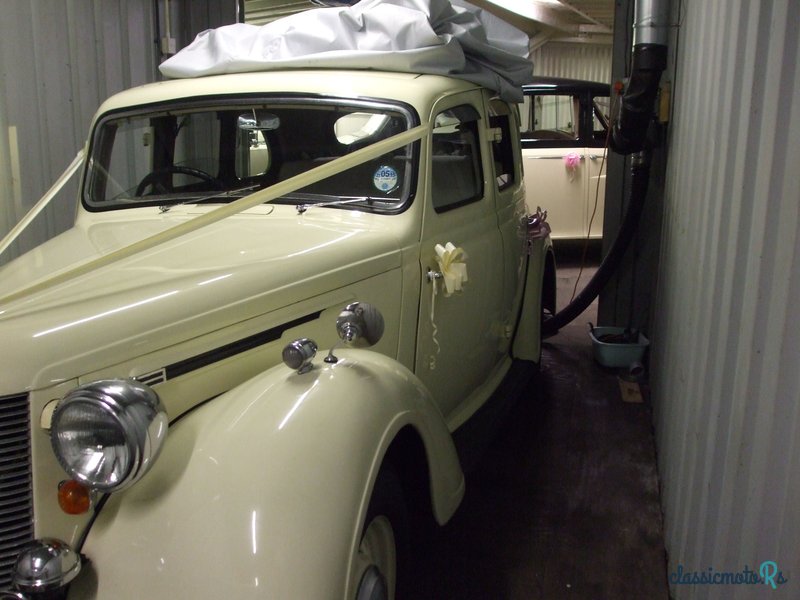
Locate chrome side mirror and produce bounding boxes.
[326,302,384,363]
[335,302,385,346]
[282,302,384,372]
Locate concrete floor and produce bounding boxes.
[406,243,670,599]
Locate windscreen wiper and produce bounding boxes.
[295,196,382,214]
[159,184,262,213]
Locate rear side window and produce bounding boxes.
[488,99,516,190]
[592,95,611,145]
[519,93,580,142]
[430,105,483,212]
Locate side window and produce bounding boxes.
[431,105,483,212]
[488,99,515,190]
[592,95,611,145]
[236,129,271,178]
[519,94,580,142]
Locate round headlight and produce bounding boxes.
[50,379,168,492]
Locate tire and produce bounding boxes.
[353,467,409,600]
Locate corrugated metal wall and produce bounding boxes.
[653,0,800,597]
[0,0,159,263]
[0,1,237,264]
[244,0,311,25]
[531,42,612,83]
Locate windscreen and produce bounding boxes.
[84,98,417,213]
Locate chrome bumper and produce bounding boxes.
[0,539,80,600]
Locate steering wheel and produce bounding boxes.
[135,166,225,196]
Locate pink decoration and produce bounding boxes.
[564,152,581,169]
[564,152,581,181]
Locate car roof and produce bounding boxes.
[93,70,481,124]
[522,76,610,96]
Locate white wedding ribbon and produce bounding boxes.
[0,124,428,306]
[434,242,468,296]
[428,242,468,369]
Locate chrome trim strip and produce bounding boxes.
[165,310,322,379]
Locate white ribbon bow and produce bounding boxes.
[434,242,468,297]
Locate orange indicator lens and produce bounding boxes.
[58,479,92,515]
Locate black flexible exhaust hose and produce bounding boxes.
[539,37,667,336]
[611,44,668,154]
[541,151,651,337]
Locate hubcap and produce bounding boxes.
[357,565,387,600]
[354,515,396,600]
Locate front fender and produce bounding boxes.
[68,350,463,599]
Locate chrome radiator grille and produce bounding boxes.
[0,393,33,590]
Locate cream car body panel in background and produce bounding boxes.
[519,77,611,240]
[0,67,554,599]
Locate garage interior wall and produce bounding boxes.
[244,0,309,24]
[0,0,236,265]
[0,1,159,263]
[652,0,800,596]
[530,42,611,84]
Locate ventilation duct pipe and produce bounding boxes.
[541,0,669,337]
[611,0,670,154]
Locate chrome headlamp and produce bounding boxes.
[50,379,168,492]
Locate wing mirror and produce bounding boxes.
[325,302,384,363]
[334,302,385,347]
[282,302,384,373]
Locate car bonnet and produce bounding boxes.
[0,206,404,393]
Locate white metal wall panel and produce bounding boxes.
[180,0,240,42]
[653,0,800,597]
[244,0,311,25]
[531,42,612,83]
[0,0,158,263]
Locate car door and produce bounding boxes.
[519,90,588,239]
[585,92,610,238]
[415,91,507,430]
[486,93,528,353]
[520,83,611,240]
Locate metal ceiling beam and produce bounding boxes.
[552,34,613,45]
[470,0,579,34]
[559,1,613,33]
[529,30,556,52]
[578,23,613,34]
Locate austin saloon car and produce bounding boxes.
[0,66,555,599]
[519,77,612,240]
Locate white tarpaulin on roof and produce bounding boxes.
[159,0,532,102]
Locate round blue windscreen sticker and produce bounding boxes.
[373,165,398,193]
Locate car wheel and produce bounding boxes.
[353,467,408,600]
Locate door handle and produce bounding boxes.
[426,269,443,282]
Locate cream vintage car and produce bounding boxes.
[519,77,611,240]
[0,68,555,599]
